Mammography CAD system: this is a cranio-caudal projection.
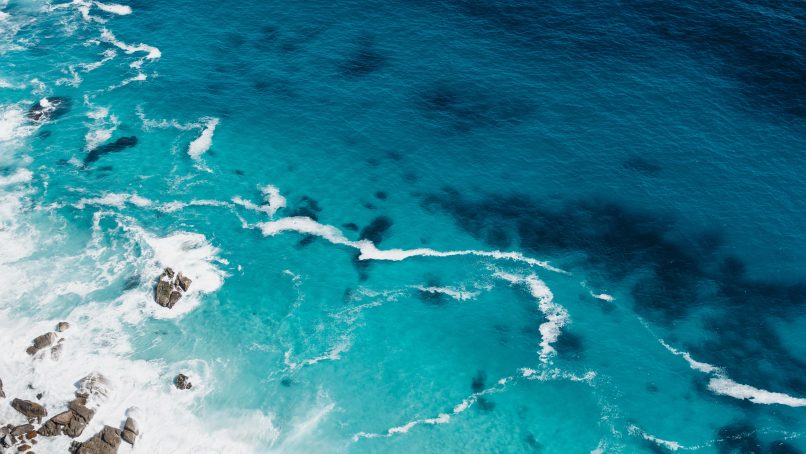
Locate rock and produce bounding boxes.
[167,290,182,308]
[0,377,5,398]
[56,322,70,332]
[25,333,57,356]
[10,426,33,437]
[76,373,111,402]
[10,400,47,422]
[120,417,138,446]
[174,374,192,390]
[154,268,191,309]
[51,411,73,425]
[176,273,192,292]
[17,444,30,451]
[39,396,96,439]
[154,278,173,308]
[27,97,71,123]
[69,426,121,454]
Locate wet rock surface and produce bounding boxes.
[69,425,122,454]
[10,399,47,423]
[174,374,192,390]
[154,267,192,309]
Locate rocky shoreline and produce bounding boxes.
[1,268,195,454]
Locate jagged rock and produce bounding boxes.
[69,426,121,454]
[10,399,47,422]
[25,333,57,356]
[39,397,96,439]
[120,417,138,446]
[76,373,111,402]
[154,268,191,309]
[10,426,33,437]
[56,322,70,332]
[0,377,5,398]
[174,374,192,390]
[167,290,182,308]
[176,273,192,292]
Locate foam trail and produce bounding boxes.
[628,425,692,451]
[188,118,219,159]
[412,285,479,301]
[353,374,515,441]
[94,1,131,15]
[254,216,565,273]
[494,271,567,363]
[232,184,286,217]
[100,28,160,68]
[658,339,806,407]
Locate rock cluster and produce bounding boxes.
[25,333,57,356]
[174,374,193,390]
[154,267,192,309]
[121,417,138,446]
[0,425,37,453]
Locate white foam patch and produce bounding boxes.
[83,104,120,151]
[0,103,38,142]
[136,107,202,131]
[94,1,131,15]
[232,185,286,218]
[494,271,567,363]
[253,216,564,273]
[188,118,219,159]
[73,191,232,213]
[0,167,32,186]
[659,339,806,407]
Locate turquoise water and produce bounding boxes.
[1,0,805,452]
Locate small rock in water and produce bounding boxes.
[174,374,192,390]
[25,333,57,356]
[56,322,70,332]
[10,399,47,422]
[11,425,34,437]
[0,377,5,398]
[154,267,192,309]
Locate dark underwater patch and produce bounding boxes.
[359,216,393,244]
[374,191,388,200]
[623,155,662,176]
[716,422,762,454]
[38,130,51,139]
[422,188,806,395]
[769,441,802,454]
[554,331,584,360]
[471,370,486,392]
[417,81,532,132]
[287,195,323,220]
[340,37,386,77]
[342,222,359,232]
[84,136,138,165]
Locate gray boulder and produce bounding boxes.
[69,425,122,454]
[56,321,71,332]
[176,272,192,292]
[26,332,57,355]
[10,399,47,422]
[120,417,138,445]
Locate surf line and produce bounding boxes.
[252,216,567,274]
[638,318,806,408]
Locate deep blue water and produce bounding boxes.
[1,0,805,452]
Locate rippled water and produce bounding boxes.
[1,0,805,452]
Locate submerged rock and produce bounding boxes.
[174,374,192,390]
[154,268,192,309]
[10,399,47,422]
[69,426,122,454]
[27,97,71,123]
[76,373,112,402]
[25,333,57,356]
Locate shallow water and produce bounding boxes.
[1,0,805,452]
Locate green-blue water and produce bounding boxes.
[1,0,805,452]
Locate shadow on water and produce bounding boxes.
[423,187,806,395]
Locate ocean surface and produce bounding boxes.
[1,0,805,452]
